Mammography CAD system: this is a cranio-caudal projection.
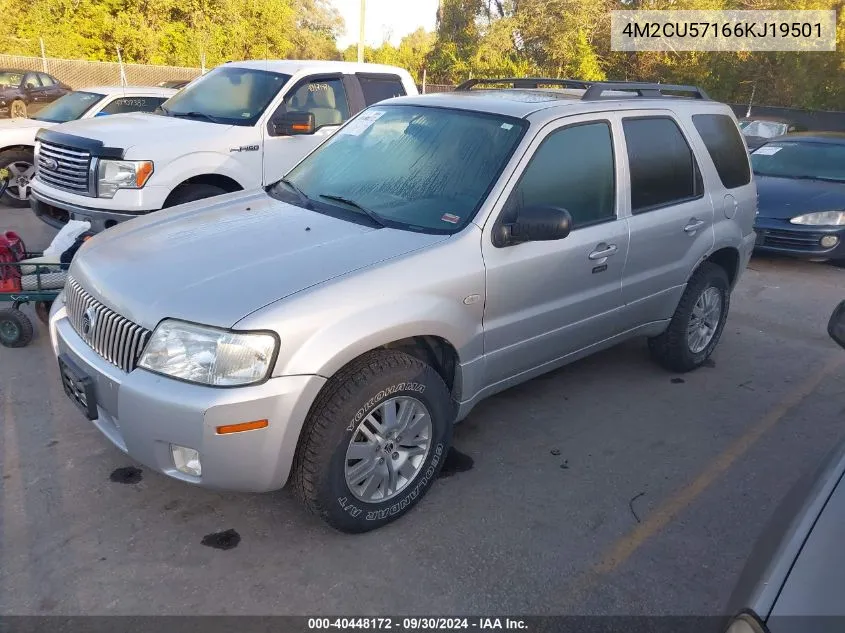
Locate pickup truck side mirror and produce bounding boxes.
[270,112,316,137]
[828,300,845,349]
[493,205,573,247]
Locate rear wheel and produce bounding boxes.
[292,349,454,533]
[0,149,35,207]
[164,183,227,208]
[10,100,26,119]
[0,308,34,348]
[648,262,730,373]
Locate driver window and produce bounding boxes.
[503,121,616,229]
[280,78,350,130]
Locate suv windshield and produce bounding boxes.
[273,105,527,233]
[160,66,291,126]
[32,91,105,122]
[752,141,845,182]
[0,71,23,87]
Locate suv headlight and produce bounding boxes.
[97,159,154,198]
[790,211,845,226]
[138,320,278,387]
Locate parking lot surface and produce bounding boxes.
[2,204,844,615]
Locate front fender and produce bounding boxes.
[148,151,257,192]
[278,293,481,380]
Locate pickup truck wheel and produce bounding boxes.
[165,183,227,207]
[0,149,35,207]
[648,262,730,373]
[292,349,453,533]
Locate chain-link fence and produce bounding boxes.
[422,83,456,93]
[0,55,201,89]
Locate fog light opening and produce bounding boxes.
[820,235,839,248]
[171,445,202,476]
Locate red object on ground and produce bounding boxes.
[0,231,24,292]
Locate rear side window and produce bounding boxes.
[39,73,56,86]
[357,75,406,106]
[99,96,168,115]
[623,117,703,214]
[505,121,616,229]
[692,114,751,189]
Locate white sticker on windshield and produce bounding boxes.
[754,145,783,155]
[501,123,513,130]
[340,109,386,136]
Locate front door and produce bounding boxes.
[262,75,352,185]
[481,116,629,388]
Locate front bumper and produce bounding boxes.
[754,217,845,260]
[49,301,327,492]
[31,189,152,233]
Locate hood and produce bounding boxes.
[0,117,45,130]
[70,191,448,330]
[47,112,231,154]
[755,175,845,220]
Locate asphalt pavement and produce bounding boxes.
[2,204,845,615]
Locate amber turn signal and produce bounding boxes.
[216,419,269,435]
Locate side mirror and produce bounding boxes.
[270,112,316,137]
[493,206,572,247]
[828,300,845,350]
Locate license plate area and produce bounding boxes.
[59,354,98,420]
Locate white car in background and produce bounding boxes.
[0,86,175,208]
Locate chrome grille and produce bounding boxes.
[37,142,92,195]
[65,277,151,373]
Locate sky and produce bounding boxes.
[332,0,440,49]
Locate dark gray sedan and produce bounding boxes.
[725,301,845,632]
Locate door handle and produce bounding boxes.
[588,243,618,260]
[684,218,706,234]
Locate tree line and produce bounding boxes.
[2,0,843,109]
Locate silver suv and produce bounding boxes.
[49,79,757,533]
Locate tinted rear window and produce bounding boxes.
[358,75,406,106]
[692,114,751,189]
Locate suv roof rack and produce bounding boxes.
[454,78,710,101]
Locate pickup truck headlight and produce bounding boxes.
[790,211,845,226]
[138,320,278,387]
[97,159,154,198]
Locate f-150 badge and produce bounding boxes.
[229,145,260,152]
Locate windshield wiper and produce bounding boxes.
[169,111,224,124]
[277,178,312,208]
[318,194,387,228]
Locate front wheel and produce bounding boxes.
[648,262,730,373]
[10,100,27,119]
[292,350,454,533]
[164,183,227,208]
[0,149,35,207]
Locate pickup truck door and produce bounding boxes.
[261,74,357,185]
[480,116,629,389]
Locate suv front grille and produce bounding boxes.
[65,277,152,373]
[37,142,92,195]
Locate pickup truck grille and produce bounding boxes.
[37,141,92,196]
[66,277,152,373]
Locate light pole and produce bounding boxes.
[357,0,366,63]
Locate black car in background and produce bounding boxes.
[752,133,845,263]
[0,69,71,118]
[739,116,805,151]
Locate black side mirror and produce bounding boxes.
[270,112,316,137]
[493,206,572,247]
[828,300,845,349]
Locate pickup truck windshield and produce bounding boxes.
[274,105,527,233]
[32,91,105,123]
[160,66,291,126]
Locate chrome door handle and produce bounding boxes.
[588,244,618,260]
[684,219,706,233]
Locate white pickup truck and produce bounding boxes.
[30,60,417,231]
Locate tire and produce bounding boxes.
[164,183,227,208]
[0,149,35,207]
[10,100,26,119]
[648,262,730,373]
[35,300,53,325]
[292,349,454,533]
[0,308,34,348]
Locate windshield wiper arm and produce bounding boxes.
[318,194,387,228]
[277,178,312,208]
[169,111,223,124]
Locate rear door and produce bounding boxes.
[262,74,355,184]
[617,111,716,328]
